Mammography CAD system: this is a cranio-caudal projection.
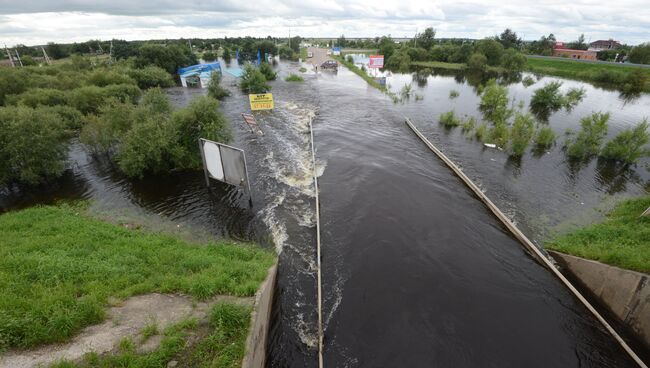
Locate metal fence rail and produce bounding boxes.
[308,115,324,368]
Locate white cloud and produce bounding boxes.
[0,0,648,46]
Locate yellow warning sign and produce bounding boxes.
[249,93,274,111]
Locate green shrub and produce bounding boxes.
[479,80,512,124]
[140,87,173,115]
[628,43,650,64]
[489,122,510,148]
[0,106,71,185]
[67,86,106,114]
[439,110,461,127]
[240,65,271,93]
[509,113,536,156]
[135,44,198,74]
[207,72,231,100]
[565,112,610,160]
[171,96,231,169]
[522,76,536,87]
[285,74,304,82]
[530,81,564,115]
[102,83,142,104]
[11,88,68,107]
[461,116,476,133]
[449,90,459,99]
[622,69,648,94]
[600,119,650,164]
[40,105,85,131]
[259,62,277,81]
[116,114,177,177]
[299,67,307,73]
[386,49,411,72]
[534,126,557,150]
[501,48,526,71]
[564,87,586,110]
[529,81,585,119]
[475,39,504,66]
[126,66,175,89]
[85,69,136,87]
[80,101,139,152]
[475,122,488,141]
[202,51,217,61]
[467,52,487,71]
[346,55,354,63]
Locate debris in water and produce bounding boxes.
[484,143,497,148]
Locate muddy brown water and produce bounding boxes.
[1,58,648,367]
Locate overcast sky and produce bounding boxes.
[1,0,649,46]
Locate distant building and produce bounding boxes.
[552,42,598,60]
[589,40,622,51]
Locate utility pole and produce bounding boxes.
[41,46,52,65]
[14,48,23,67]
[4,45,15,67]
[109,40,113,60]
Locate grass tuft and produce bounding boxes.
[547,196,650,273]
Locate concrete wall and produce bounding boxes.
[242,264,277,368]
[549,251,650,348]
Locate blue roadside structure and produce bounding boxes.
[177,62,221,88]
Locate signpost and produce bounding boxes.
[332,47,341,56]
[248,93,274,111]
[369,55,384,68]
[198,138,252,203]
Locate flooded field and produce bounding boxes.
[1,58,648,367]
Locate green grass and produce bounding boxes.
[0,204,275,350]
[411,61,505,73]
[547,196,650,273]
[51,303,250,368]
[333,55,386,92]
[299,48,308,60]
[411,61,466,70]
[285,74,304,82]
[526,57,650,92]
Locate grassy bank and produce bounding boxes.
[411,61,466,70]
[526,57,650,92]
[0,204,275,350]
[52,302,251,368]
[547,196,650,273]
[333,55,386,91]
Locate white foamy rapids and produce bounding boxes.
[260,191,288,254]
[265,150,316,197]
[293,313,319,349]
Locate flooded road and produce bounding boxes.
[1,58,648,367]
[308,68,641,367]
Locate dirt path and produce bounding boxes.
[0,293,253,368]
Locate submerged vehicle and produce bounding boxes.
[321,60,338,70]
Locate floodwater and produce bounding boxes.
[1,57,648,367]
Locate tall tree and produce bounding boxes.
[498,28,521,49]
[415,28,436,50]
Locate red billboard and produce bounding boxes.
[369,55,384,68]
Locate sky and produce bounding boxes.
[1,0,649,47]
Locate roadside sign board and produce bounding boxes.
[369,55,384,68]
[332,47,341,55]
[199,139,250,190]
[249,93,274,110]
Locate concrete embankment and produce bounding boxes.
[550,251,650,349]
[242,265,277,368]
